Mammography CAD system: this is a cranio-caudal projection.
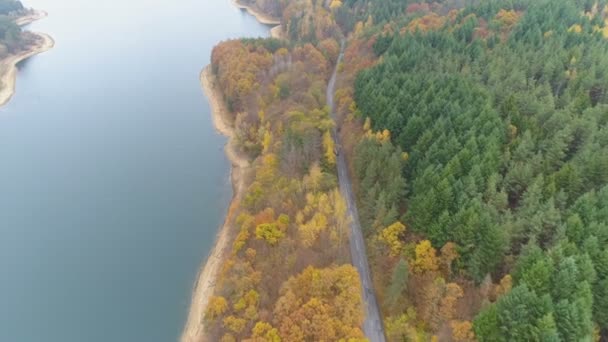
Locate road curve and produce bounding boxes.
[327,43,386,342]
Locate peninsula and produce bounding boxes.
[0,4,53,107]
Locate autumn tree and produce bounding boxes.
[206,296,228,320]
[378,221,406,257]
[322,131,336,167]
[413,240,439,274]
[256,223,284,245]
[451,320,475,342]
[273,266,364,341]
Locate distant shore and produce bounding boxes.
[14,9,48,27]
[0,10,54,107]
[0,30,54,107]
[181,66,250,342]
[232,0,284,39]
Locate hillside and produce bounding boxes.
[200,0,608,341]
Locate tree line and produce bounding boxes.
[348,0,608,340]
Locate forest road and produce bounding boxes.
[327,42,387,342]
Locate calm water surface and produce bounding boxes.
[0,1,269,341]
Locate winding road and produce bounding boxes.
[327,43,386,342]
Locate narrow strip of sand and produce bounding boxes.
[14,9,48,27]
[270,25,283,39]
[0,32,54,107]
[181,66,250,342]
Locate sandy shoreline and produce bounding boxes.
[0,31,54,107]
[181,67,250,342]
[270,25,283,39]
[232,0,284,39]
[14,9,48,27]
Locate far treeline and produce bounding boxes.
[206,0,608,341]
[0,0,33,57]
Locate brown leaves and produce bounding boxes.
[450,320,476,342]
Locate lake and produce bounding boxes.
[0,0,269,341]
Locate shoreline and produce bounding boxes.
[0,31,54,107]
[232,0,280,25]
[182,1,282,340]
[180,66,250,342]
[14,9,48,27]
[270,25,283,39]
[232,0,284,39]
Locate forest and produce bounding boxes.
[204,33,367,341]
[348,0,608,340]
[205,0,608,340]
[0,0,34,57]
[0,0,22,15]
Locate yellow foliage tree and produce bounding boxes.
[255,223,284,245]
[206,296,228,320]
[273,265,364,341]
[298,212,328,247]
[262,129,272,153]
[365,15,373,28]
[378,221,406,256]
[223,315,247,334]
[276,47,289,57]
[329,0,343,10]
[495,9,520,27]
[303,163,323,193]
[384,310,419,341]
[494,274,513,299]
[256,154,278,185]
[354,21,364,36]
[251,321,281,341]
[331,189,349,245]
[233,227,250,254]
[363,117,371,132]
[568,24,583,33]
[323,131,336,166]
[413,240,439,273]
[220,333,236,342]
[375,129,391,142]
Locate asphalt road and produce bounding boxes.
[327,43,386,342]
